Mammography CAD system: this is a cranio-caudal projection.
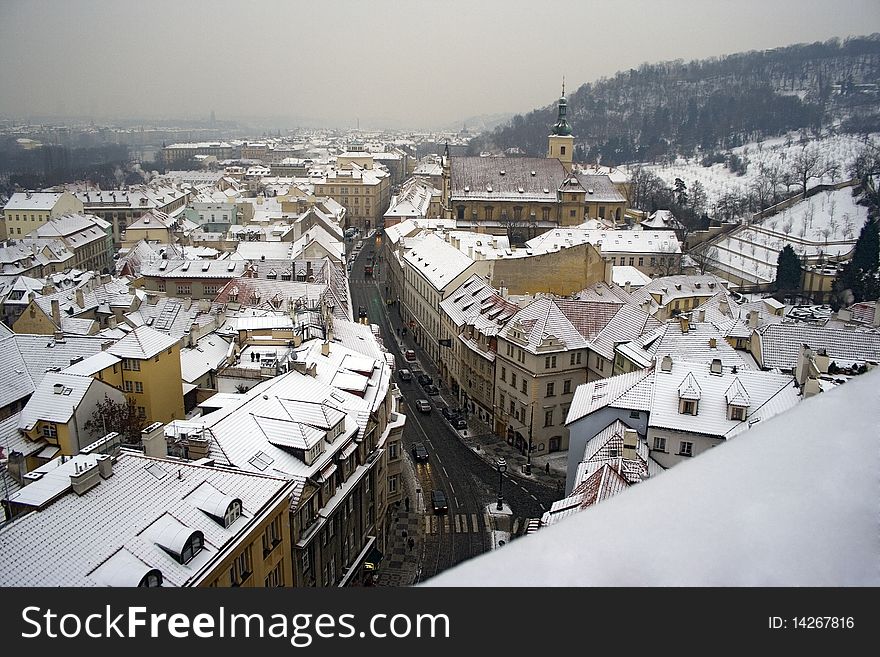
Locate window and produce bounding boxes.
[569,209,576,217]
[514,206,522,221]
[181,533,204,565]
[681,400,696,415]
[157,281,166,292]
[544,409,553,427]
[730,406,746,421]
[263,515,283,555]
[139,571,162,587]
[501,366,506,382]
[570,353,576,366]
[638,257,644,266]
[542,207,551,221]
[546,381,555,397]
[42,423,58,439]
[124,380,133,393]
[629,257,635,266]
[576,352,582,365]
[563,379,571,394]
[138,406,146,418]
[204,285,218,295]
[650,257,657,266]
[388,474,398,494]
[457,206,465,220]
[521,379,527,394]
[545,355,557,369]
[264,562,284,588]
[485,206,494,221]
[135,381,144,394]
[509,400,515,414]
[300,549,310,574]
[629,410,640,419]
[122,358,140,371]
[679,441,694,457]
[653,437,667,452]
[517,349,525,364]
[177,283,191,295]
[560,146,566,156]
[499,393,505,410]
[511,372,517,388]
[388,441,398,460]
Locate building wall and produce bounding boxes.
[484,242,606,297]
[2,192,84,238]
[646,426,723,469]
[123,226,173,247]
[122,345,185,424]
[12,302,56,334]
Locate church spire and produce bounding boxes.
[552,77,572,136]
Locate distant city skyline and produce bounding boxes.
[1,0,879,130]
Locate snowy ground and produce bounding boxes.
[700,186,867,284]
[632,132,879,209]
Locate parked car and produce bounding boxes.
[412,442,429,463]
[358,306,368,319]
[423,384,439,396]
[415,399,431,413]
[397,368,413,381]
[439,405,453,420]
[417,373,433,387]
[404,349,416,362]
[431,489,448,514]
[453,417,468,430]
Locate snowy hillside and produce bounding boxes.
[634,132,879,210]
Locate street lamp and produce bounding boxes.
[496,457,507,511]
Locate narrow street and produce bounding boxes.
[347,234,557,581]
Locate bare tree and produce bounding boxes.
[688,246,718,275]
[788,143,836,196]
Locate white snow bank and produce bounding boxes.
[424,370,880,587]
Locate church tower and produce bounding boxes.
[548,81,574,172]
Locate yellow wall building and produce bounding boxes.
[2,191,83,240]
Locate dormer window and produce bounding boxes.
[730,406,746,421]
[138,570,163,587]
[224,500,242,527]
[681,400,697,415]
[180,532,204,564]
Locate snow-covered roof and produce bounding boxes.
[527,227,681,255]
[179,335,231,383]
[0,450,294,586]
[755,323,880,370]
[107,325,179,360]
[3,192,66,211]
[18,372,98,429]
[403,233,474,293]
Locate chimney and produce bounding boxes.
[53,383,64,394]
[747,311,758,328]
[54,330,65,343]
[622,428,639,460]
[660,355,673,372]
[803,377,822,399]
[51,299,61,326]
[795,344,814,386]
[187,435,211,460]
[198,298,211,312]
[709,337,717,349]
[698,309,706,322]
[814,347,829,374]
[679,316,689,334]
[321,340,330,357]
[624,281,631,295]
[108,316,117,329]
[75,288,85,308]
[141,421,167,458]
[96,453,113,479]
[6,450,25,485]
[835,308,852,322]
[70,461,101,495]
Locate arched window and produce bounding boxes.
[138,570,163,587]
[224,500,242,528]
[181,532,204,564]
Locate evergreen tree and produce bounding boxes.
[833,219,880,308]
[775,244,802,299]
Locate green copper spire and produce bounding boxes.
[552,78,572,136]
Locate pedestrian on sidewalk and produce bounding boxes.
[545,462,550,474]
[407,537,415,551]
[404,496,410,511]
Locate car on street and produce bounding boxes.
[358,306,367,319]
[439,404,452,420]
[397,368,413,381]
[412,442,429,463]
[404,349,416,362]
[423,384,439,396]
[453,417,468,430]
[415,399,431,413]
[417,373,433,387]
[431,489,448,514]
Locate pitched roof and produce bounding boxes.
[107,325,179,359]
[566,367,655,424]
[755,323,880,370]
[18,372,98,429]
[450,156,566,202]
[0,451,293,587]
[403,233,474,292]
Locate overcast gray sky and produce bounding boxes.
[1,0,878,130]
